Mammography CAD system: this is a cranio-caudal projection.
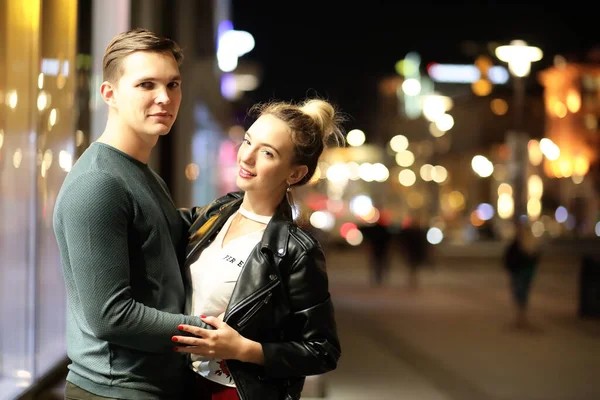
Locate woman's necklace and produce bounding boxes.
[238,206,272,224]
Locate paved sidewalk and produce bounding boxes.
[33,246,600,400]
[316,247,600,400]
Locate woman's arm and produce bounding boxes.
[261,246,341,377]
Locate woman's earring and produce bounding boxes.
[285,183,293,206]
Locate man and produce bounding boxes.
[53,28,207,399]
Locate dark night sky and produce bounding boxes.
[230,1,598,130]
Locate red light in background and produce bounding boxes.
[339,222,357,239]
[305,193,328,211]
[401,217,413,229]
[379,209,393,226]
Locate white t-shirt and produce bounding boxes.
[189,208,271,387]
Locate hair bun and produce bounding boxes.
[300,99,345,147]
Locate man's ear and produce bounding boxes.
[287,165,309,186]
[100,81,116,106]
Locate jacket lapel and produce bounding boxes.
[185,198,241,263]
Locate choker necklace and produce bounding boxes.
[238,206,272,224]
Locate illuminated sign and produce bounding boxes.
[41,58,70,77]
[427,63,509,84]
[216,20,255,73]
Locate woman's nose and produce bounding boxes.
[239,147,255,164]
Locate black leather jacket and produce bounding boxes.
[185,192,341,400]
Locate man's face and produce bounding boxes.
[108,51,182,138]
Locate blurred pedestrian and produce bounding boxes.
[361,220,393,286]
[503,224,542,329]
[398,219,430,290]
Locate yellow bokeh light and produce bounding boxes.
[490,98,508,115]
[398,169,416,187]
[346,129,366,147]
[497,183,513,196]
[527,198,542,220]
[308,166,321,185]
[497,193,514,219]
[528,140,543,166]
[553,102,567,118]
[395,150,415,167]
[389,135,409,152]
[472,79,492,96]
[475,55,493,72]
[573,157,590,176]
[527,175,543,199]
[566,90,581,113]
[185,163,200,181]
[448,191,465,210]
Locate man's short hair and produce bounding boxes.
[102,28,184,82]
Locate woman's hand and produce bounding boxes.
[172,316,264,364]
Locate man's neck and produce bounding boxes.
[96,120,157,164]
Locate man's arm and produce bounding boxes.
[56,172,209,352]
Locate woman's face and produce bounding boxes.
[236,114,307,197]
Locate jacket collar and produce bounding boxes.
[261,202,292,257]
[198,191,293,258]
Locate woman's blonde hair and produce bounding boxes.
[249,98,346,186]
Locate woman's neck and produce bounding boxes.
[241,191,284,216]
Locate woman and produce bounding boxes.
[172,98,344,400]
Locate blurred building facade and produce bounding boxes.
[300,51,600,249]
[361,54,600,244]
[371,63,547,243]
[0,0,239,397]
[538,61,600,236]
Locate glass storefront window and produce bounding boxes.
[0,0,77,398]
[0,1,41,396]
[36,0,77,379]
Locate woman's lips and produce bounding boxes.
[239,168,256,178]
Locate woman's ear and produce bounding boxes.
[287,165,309,186]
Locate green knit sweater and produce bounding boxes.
[53,142,201,399]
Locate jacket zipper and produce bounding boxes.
[235,292,273,328]
[225,280,279,323]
